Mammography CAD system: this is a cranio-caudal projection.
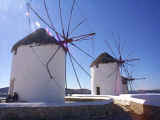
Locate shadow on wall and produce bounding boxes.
[129,94,160,120]
[106,104,133,120]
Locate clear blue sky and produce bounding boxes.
[0,0,159,90]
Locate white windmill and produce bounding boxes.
[90,34,139,95]
[9,0,95,102]
[121,73,146,94]
[10,29,66,102]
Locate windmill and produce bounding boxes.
[25,0,95,90]
[9,0,96,102]
[106,34,148,94]
[122,71,146,93]
[103,33,141,93]
[90,33,140,96]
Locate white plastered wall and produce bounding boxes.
[91,63,123,95]
[10,44,65,103]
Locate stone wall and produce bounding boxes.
[2,96,160,120]
[113,99,160,120]
[0,103,132,120]
[129,102,160,120]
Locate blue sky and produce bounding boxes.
[0,0,159,90]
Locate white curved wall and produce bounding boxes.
[10,44,65,103]
[91,63,123,95]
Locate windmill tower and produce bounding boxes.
[121,74,146,94]
[9,29,66,102]
[90,52,123,95]
[9,0,95,102]
[90,34,139,95]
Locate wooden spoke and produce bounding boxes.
[70,18,86,35]
[31,47,46,67]
[46,46,61,66]
[106,66,119,79]
[117,33,122,58]
[68,51,82,89]
[43,0,57,32]
[125,62,135,67]
[46,66,54,79]
[134,77,146,80]
[91,37,95,56]
[125,58,140,62]
[125,50,134,60]
[112,32,120,55]
[59,0,65,37]
[114,65,119,95]
[104,39,117,58]
[71,43,95,59]
[72,37,93,42]
[120,37,127,58]
[71,33,95,39]
[122,64,130,77]
[46,46,61,79]
[126,78,135,81]
[65,53,68,89]
[28,3,62,39]
[67,0,76,37]
[26,2,31,31]
[31,46,58,80]
[69,51,91,77]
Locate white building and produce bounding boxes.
[9,28,65,103]
[90,52,123,95]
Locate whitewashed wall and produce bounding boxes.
[91,63,123,95]
[10,44,65,103]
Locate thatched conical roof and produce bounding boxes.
[11,28,58,52]
[90,52,118,67]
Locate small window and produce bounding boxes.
[96,64,99,68]
[14,50,17,55]
[96,87,100,95]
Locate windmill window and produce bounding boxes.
[14,50,17,55]
[96,87,100,95]
[96,64,99,68]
